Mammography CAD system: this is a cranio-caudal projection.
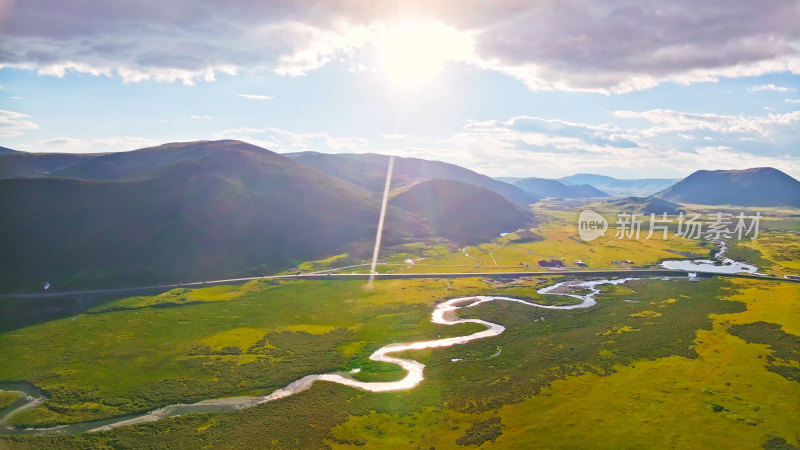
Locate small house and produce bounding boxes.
[538,258,565,268]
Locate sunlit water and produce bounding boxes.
[660,240,760,274]
[1,277,638,434]
[660,259,758,274]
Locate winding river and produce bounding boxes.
[1,277,638,435]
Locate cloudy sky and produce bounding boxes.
[1,0,798,178]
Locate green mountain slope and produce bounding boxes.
[389,179,531,244]
[287,152,538,206]
[0,141,422,291]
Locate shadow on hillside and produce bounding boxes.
[0,288,172,333]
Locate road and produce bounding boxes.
[1,267,797,299]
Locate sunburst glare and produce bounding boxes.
[375,22,472,86]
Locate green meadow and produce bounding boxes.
[3,276,797,449]
[0,278,491,426]
[1,209,798,448]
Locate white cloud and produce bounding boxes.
[786,98,800,104]
[613,109,800,138]
[464,116,639,149]
[238,94,273,101]
[748,83,796,93]
[0,109,39,137]
[384,109,800,178]
[467,1,800,93]
[432,115,647,177]
[38,137,84,146]
[381,133,405,139]
[1,0,798,92]
[190,115,213,120]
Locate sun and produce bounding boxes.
[375,22,472,86]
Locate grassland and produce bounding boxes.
[730,231,800,276]
[322,278,800,449]
[374,207,711,275]
[283,202,798,278]
[0,391,20,409]
[3,275,797,448]
[1,205,798,448]
[0,277,492,426]
[0,275,594,427]
[370,202,800,280]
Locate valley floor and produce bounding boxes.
[1,207,798,448]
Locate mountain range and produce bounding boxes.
[497,174,677,197]
[2,140,799,291]
[0,141,530,291]
[559,174,679,197]
[0,141,408,290]
[512,177,609,199]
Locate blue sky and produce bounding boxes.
[1,1,798,178]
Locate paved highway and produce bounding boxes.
[1,267,796,299]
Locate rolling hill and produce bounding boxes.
[513,177,608,199]
[656,167,800,207]
[0,152,100,178]
[287,152,537,206]
[0,141,426,291]
[389,179,531,244]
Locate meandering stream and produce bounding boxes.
[0,277,638,435]
[2,237,762,435]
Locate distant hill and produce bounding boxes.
[0,153,100,178]
[656,167,800,207]
[286,152,537,206]
[0,146,20,154]
[605,196,684,215]
[0,140,424,291]
[494,176,523,184]
[560,173,678,197]
[389,179,531,244]
[569,184,610,198]
[514,177,608,199]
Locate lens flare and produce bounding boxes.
[368,155,395,288]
